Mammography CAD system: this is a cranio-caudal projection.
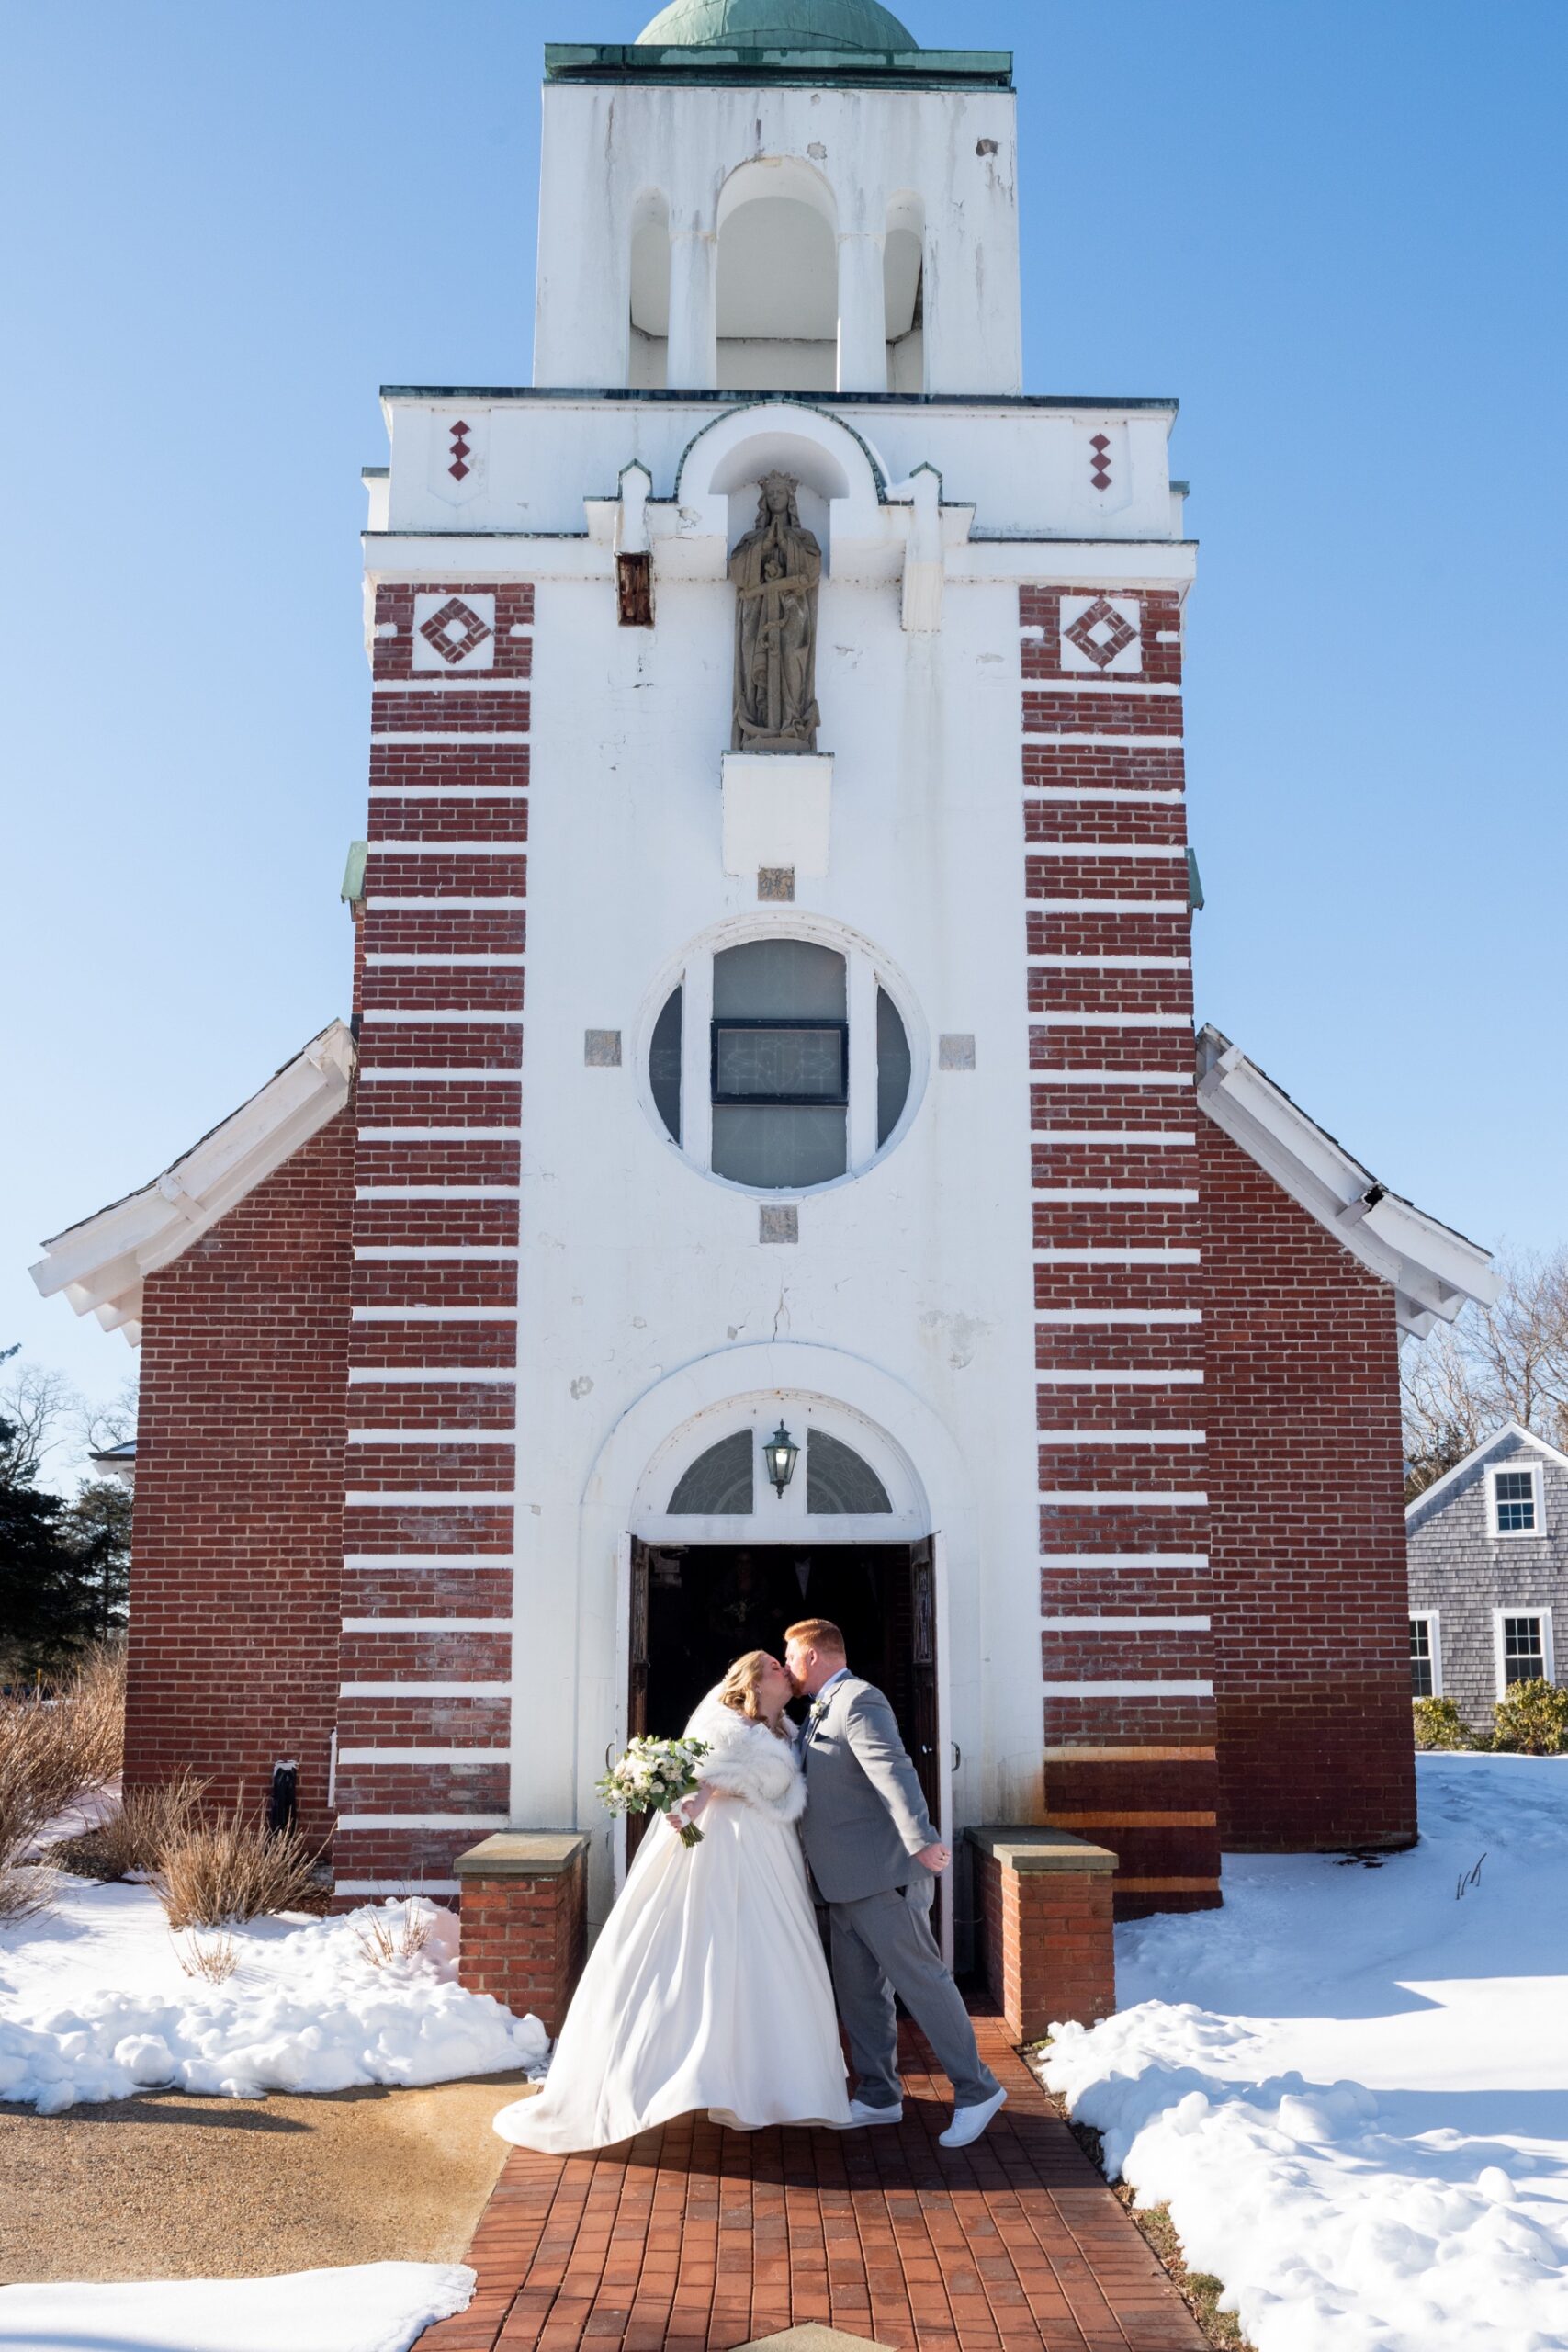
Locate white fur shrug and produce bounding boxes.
[683,1690,807,1824]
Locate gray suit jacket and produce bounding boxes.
[797,1674,937,1904]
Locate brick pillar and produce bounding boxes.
[968,1826,1117,2041]
[1021,582,1222,1922]
[455,1832,589,2036]
[337,579,534,1899]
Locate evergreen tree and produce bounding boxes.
[0,1347,127,1678]
[61,1478,131,1647]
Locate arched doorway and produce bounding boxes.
[625,1394,940,1866]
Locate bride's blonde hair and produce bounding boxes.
[716,1650,790,1738]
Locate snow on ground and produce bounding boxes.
[0,2260,474,2351]
[1043,1754,1568,2352]
[0,1880,547,2111]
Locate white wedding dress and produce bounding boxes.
[491,1692,851,2151]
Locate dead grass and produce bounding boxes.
[171,1928,240,1984]
[354,1903,435,1969]
[54,1768,210,1882]
[153,1804,323,1929]
[0,1649,125,1917]
[1028,2046,1258,2352]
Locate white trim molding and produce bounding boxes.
[1486,1457,1548,1541]
[1409,1608,1442,1700]
[1196,1023,1498,1339]
[1491,1606,1554,1699]
[29,1020,355,1347]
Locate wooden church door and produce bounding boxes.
[909,1536,944,1935]
[626,1537,651,1862]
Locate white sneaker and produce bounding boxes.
[938,2086,1007,2148]
[846,2098,903,2126]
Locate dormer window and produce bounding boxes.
[1489,1463,1544,1537]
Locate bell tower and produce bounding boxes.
[534,0,1021,395]
[344,0,1214,1928]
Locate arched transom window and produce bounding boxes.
[636,1399,923,1542]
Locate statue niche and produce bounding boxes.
[729,473,821,753]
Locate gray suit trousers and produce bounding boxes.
[828,1875,999,2111]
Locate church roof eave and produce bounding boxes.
[1195,1023,1499,1340]
[29,1020,355,1349]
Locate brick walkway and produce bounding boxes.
[421,2012,1205,2352]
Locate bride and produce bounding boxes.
[491,1650,852,2151]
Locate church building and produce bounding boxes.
[32,0,1497,1944]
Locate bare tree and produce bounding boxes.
[1403,1248,1568,1498]
[0,1360,83,1486]
[74,1376,139,1461]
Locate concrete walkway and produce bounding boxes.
[421,2013,1205,2352]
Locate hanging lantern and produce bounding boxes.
[763,1421,800,1499]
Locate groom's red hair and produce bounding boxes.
[784,1618,845,1657]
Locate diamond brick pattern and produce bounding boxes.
[417,2013,1208,2352]
[1063,594,1137,671]
[1089,432,1112,492]
[419,595,493,667]
[449,418,472,481]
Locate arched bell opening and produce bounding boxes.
[716,158,839,392]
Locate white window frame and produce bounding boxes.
[1409,1609,1442,1700]
[1487,1458,1546,1539]
[1492,1605,1553,1698]
[636,913,927,1197]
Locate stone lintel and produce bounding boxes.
[455,1831,591,1879]
[966,1824,1117,1875]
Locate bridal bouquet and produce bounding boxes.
[596,1735,712,1846]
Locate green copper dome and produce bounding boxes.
[635,0,917,51]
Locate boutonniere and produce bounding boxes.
[808,1698,827,1722]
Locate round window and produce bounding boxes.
[645,929,918,1192]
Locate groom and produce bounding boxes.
[784,1617,1006,2149]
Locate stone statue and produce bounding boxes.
[729,473,821,752]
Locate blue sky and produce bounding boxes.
[3,0,1563,1476]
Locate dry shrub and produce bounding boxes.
[154,1804,322,1929]
[172,1928,239,1984]
[1413,1696,1476,1752]
[354,1902,435,1969]
[0,1648,126,1917]
[60,1649,126,1789]
[54,1769,210,1881]
[1491,1676,1568,1757]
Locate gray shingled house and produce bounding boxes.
[1406,1424,1568,1733]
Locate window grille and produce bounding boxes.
[1410,1617,1436,1700]
[1493,1468,1538,1534]
[1501,1614,1546,1686]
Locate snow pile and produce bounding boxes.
[1042,1755,1568,2352]
[0,1881,548,2111]
[0,2260,475,2351]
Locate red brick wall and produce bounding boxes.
[127,1111,353,1847]
[1200,1117,1416,1850]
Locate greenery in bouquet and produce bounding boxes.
[596,1735,712,1845]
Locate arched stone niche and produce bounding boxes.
[672,400,895,581]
